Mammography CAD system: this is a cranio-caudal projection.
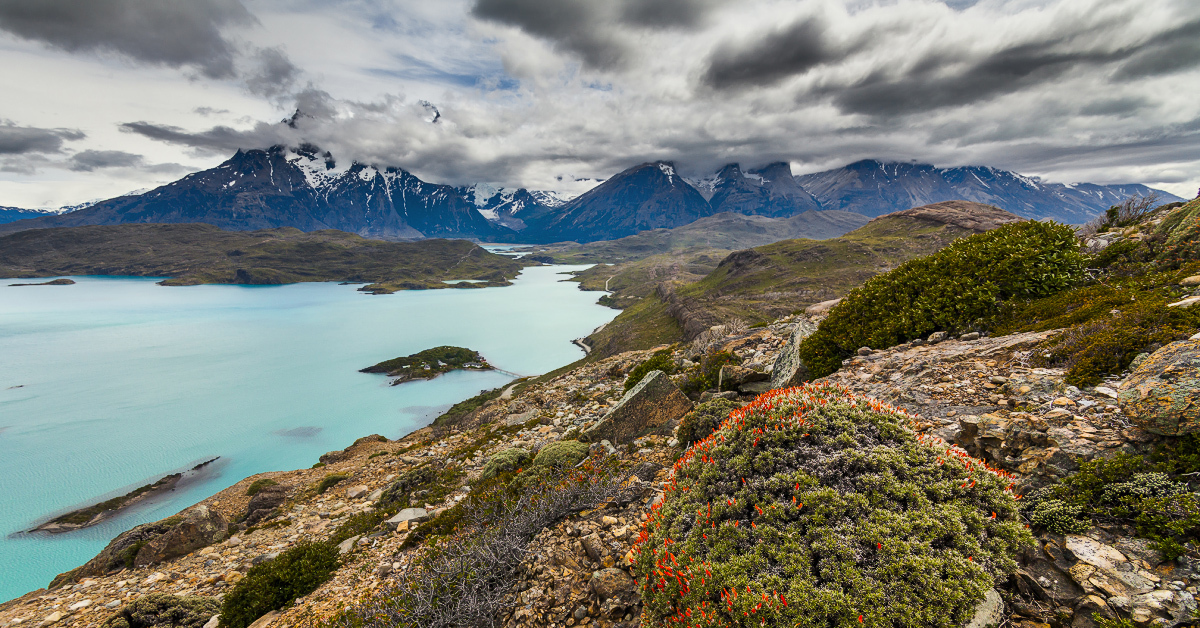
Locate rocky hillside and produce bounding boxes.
[0,147,510,241]
[797,159,1182,222]
[1,197,1197,628]
[584,201,1021,358]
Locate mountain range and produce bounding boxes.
[0,146,1182,243]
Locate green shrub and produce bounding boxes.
[479,447,532,482]
[1031,299,1200,387]
[102,593,219,628]
[634,384,1032,628]
[625,349,676,391]
[316,473,349,495]
[798,221,1085,378]
[1026,454,1200,560]
[376,463,465,511]
[245,478,278,497]
[680,351,741,394]
[219,541,340,628]
[676,398,740,447]
[991,261,1200,386]
[1027,499,1089,535]
[531,440,589,469]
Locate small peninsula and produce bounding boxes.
[30,458,220,533]
[8,278,75,286]
[0,223,528,293]
[360,346,493,385]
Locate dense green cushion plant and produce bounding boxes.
[632,384,1032,628]
[799,220,1085,378]
[219,541,340,628]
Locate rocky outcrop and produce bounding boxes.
[717,365,768,393]
[1119,339,1200,435]
[134,506,228,567]
[244,485,288,526]
[1011,531,1198,627]
[581,371,692,443]
[769,318,819,389]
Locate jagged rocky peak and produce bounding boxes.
[707,161,822,217]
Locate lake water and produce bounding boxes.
[0,265,614,602]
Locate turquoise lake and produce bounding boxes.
[0,265,615,602]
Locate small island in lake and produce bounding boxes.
[360,346,493,385]
[30,458,219,533]
[8,278,75,286]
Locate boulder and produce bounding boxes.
[804,298,842,316]
[135,506,228,567]
[717,365,767,391]
[582,371,692,444]
[1181,275,1200,287]
[769,319,819,389]
[739,381,771,395]
[590,568,636,600]
[385,508,429,530]
[244,485,288,525]
[581,533,605,563]
[964,589,1004,628]
[928,331,949,344]
[1118,339,1200,435]
[345,485,369,500]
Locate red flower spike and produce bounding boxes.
[859,615,864,623]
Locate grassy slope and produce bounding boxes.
[0,223,527,293]
[586,212,995,358]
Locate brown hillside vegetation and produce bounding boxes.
[0,223,527,293]
[585,201,1022,357]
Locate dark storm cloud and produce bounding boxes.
[0,0,256,79]
[702,18,831,89]
[697,8,1200,119]
[0,121,84,154]
[618,0,717,29]
[473,0,621,68]
[119,121,284,154]
[1113,18,1200,79]
[68,149,143,171]
[472,0,719,69]
[244,47,300,98]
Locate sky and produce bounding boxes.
[0,0,1197,209]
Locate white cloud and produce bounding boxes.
[0,0,1196,207]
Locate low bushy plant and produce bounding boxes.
[634,384,1032,628]
[993,261,1200,386]
[531,440,588,467]
[219,541,340,628]
[1025,454,1200,559]
[102,593,218,628]
[332,460,635,628]
[479,447,532,482]
[675,398,740,447]
[626,349,676,391]
[798,220,1085,378]
[316,473,349,495]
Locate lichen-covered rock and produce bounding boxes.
[1119,339,1200,435]
[769,319,818,389]
[717,365,767,391]
[135,506,227,567]
[244,485,288,525]
[581,370,692,443]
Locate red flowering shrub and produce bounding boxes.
[631,384,1032,628]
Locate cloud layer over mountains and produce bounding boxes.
[0,0,1196,207]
